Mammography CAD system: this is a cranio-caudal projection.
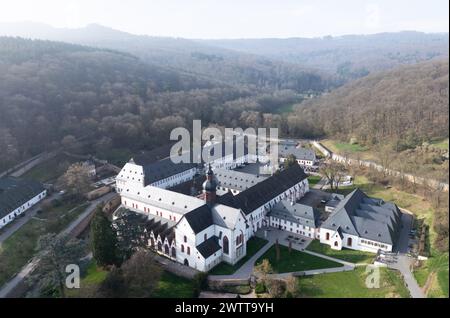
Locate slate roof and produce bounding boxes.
[211,204,246,230]
[135,157,197,186]
[321,188,402,245]
[268,200,319,228]
[123,185,205,215]
[196,236,222,259]
[227,164,308,215]
[183,204,214,234]
[132,143,176,165]
[200,139,250,163]
[279,146,316,162]
[214,168,267,192]
[0,177,45,219]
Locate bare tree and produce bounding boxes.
[320,160,346,191]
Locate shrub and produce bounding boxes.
[255,282,266,294]
[193,272,209,296]
[51,199,62,208]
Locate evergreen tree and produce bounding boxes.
[90,207,120,267]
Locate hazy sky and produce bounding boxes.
[0,0,448,38]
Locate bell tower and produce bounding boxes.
[202,165,217,206]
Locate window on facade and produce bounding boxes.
[223,236,229,255]
[347,237,352,247]
[184,236,187,243]
[326,233,330,240]
[204,233,207,241]
[187,247,190,255]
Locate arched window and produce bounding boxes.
[187,246,191,255]
[184,259,189,266]
[157,242,162,252]
[184,236,187,243]
[150,238,155,248]
[171,247,176,258]
[347,237,352,247]
[223,236,229,255]
[181,245,184,253]
[334,241,338,247]
[326,233,330,240]
[164,245,170,255]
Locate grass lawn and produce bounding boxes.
[321,139,376,162]
[256,244,344,273]
[0,200,88,286]
[306,240,375,264]
[322,139,369,153]
[209,237,269,275]
[430,138,449,150]
[413,252,449,298]
[22,153,79,183]
[298,267,410,298]
[274,104,295,114]
[94,148,134,167]
[66,260,108,298]
[153,271,196,298]
[307,175,322,187]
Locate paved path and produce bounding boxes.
[312,177,328,190]
[0,193,62,247]
[0,193,115,298]
[209,228,356,281]
[154,253,199,279]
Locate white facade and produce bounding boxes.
[0,189,47,229]
[319,228,393,253]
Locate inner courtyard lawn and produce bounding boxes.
[306,240,375,264]
[209,236,269,275]
[298,267,410,298]
[255,244,343,273]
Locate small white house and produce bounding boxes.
[0,177,47,229]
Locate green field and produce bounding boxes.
[306,240,375,264]
[430,138,449,150]
[153,271,196,298]
[94,148,134,167]
[0,200,88,286]
[413,252,449,298]
[66,260,108,297]
[22,153,79,183]
[298,267,410,298]
[307,175,322,187]
[255,244,343,273]
[322,140,369,153]
[274,104,295,114]
[66,261,195,298]
[209,237,269,275]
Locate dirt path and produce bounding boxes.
[422,271,436,297]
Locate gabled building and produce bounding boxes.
[319,189,402,252]
[0,177,47,228]
[279,146,317,167]
[214,168,267,195]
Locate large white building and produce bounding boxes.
[0,177,47,229]
[114,144,401,271]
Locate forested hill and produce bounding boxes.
[0,37,314,170]
[202,32,449,81]
[290,59,449,148]
[0,23,338,92]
